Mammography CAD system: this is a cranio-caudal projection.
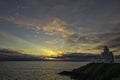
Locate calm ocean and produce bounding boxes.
[0,61,88,80]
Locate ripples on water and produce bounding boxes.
[0,61,88,80]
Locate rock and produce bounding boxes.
[58,71,72,75]
[59,63,120,80]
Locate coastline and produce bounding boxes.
[59,63,120,80]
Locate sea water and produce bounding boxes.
[0,61,88,80]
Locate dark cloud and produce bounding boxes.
[0,48,43,61]
[54,53,101,61]
[111,22,120,31]
[64,31,120,53]
[65,33,79,43]
[90,32,120,51]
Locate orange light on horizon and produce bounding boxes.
[41,48,62,57]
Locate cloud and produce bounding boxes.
[42,18,75,37]
[0,16,42,31]
[23,0,95,7]
[62,31,120,54]
[0,14,120,54]
[0,16,77,44]
[0,48,44,61]
[45,39,60,44]
[53,53,101,61]
[41,47,63,57]
[0,31,45,55]
[0,16,75,37]
[0,16,80,53]
[77,32,120,53]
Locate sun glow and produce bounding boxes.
[42,48,62,57]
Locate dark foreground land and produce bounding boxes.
[59,63,120,80]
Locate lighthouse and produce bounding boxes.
[101,46,114,63]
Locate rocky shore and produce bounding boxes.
[59,63,120,80]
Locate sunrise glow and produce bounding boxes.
[0,0,119,60]
[41,48,62,57]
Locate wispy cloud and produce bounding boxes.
[0,15,120,54]
[0,16,77,42]
[42,18,75,37]
[0,16,74,36]
[75,32,120,53]
[0,16,42,31]
[45,39,60,44]
[0,31,45,55]
[0,16,79,52]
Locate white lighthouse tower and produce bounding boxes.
[101,46,114,63]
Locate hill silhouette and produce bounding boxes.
[59,63,120,80]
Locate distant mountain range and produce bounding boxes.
[0,48,119,61]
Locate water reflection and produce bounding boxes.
[0,61,88,80]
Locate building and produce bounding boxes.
[101,46,114,63]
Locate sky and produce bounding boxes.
[0,0,120,57]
